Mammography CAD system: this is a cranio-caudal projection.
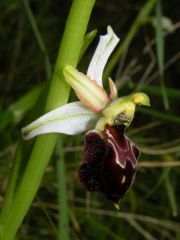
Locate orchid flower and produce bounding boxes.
[22,26,150,208]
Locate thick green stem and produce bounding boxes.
[0,0,95,239]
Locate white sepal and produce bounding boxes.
[22,101,99,140]
[87,26,119,86]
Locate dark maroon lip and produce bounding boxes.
[78,124,140,204]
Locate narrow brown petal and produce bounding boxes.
[78,125,140,204]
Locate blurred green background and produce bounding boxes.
[0,0,180,239]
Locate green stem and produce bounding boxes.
[56,137,70,240]
[22,0,52,79]
[0,1,95,239]
[104,0,156,80]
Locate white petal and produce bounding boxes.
[87,26,120,86]
[22,101,99,140]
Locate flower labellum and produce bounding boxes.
[22,26,150,207]
[78,124,139,208]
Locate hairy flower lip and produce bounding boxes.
[78,124,140,205]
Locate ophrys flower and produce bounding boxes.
[22,26,150,208]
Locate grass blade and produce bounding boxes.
[22,0,52,79]
[56,137,70,240]
[155,0,169,109]
[165,175,177,217]
[104,0,156,80]
[138,107,180,124]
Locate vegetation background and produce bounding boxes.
[0,0,180,239]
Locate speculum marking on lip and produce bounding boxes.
[78,124,140,204]
[121,175,126,184]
